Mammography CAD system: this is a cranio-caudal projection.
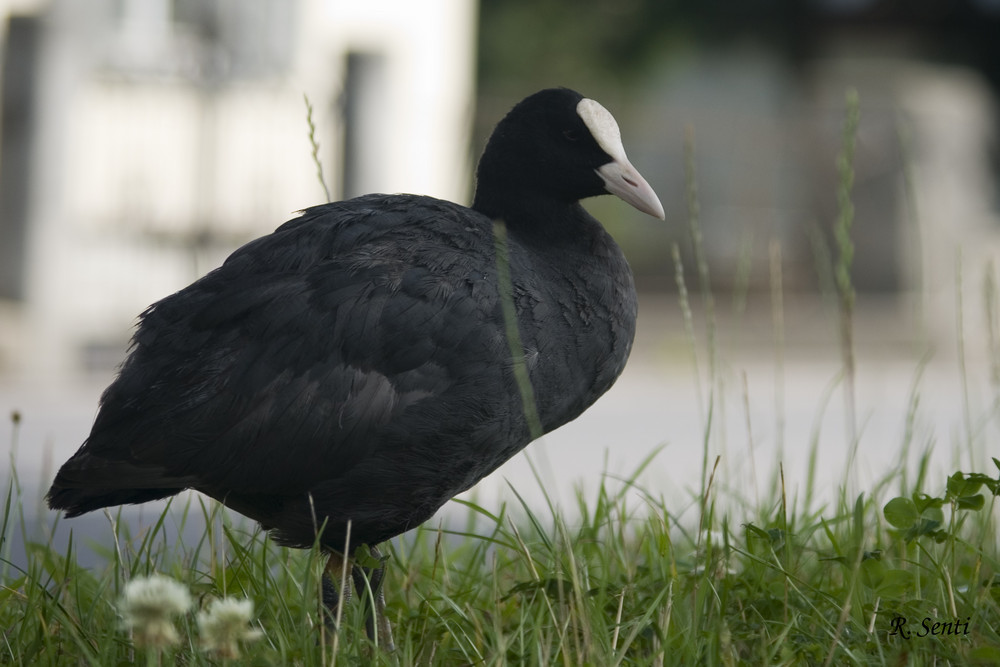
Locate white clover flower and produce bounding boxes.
[119,574,193,648]
[197,597,263,659]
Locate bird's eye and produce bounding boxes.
[563,129,581,142]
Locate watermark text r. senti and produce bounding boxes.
[888,615,971,639]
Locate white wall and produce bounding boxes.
[2,0,477,377]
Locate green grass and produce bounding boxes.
[3,416,1000,665]
[5,90,1000,665]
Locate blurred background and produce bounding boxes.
[3,0,1000,545]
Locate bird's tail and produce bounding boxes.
[46,485,182,517]
[46,450,187,517]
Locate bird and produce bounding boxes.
[47,87,664,648]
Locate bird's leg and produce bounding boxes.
[322,551,353,630]
[368,545,395,652]
[351,544,395,652]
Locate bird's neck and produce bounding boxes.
[472,187,598,247]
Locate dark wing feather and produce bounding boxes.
[49,195,505,506]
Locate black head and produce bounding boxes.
[472,88,663,223]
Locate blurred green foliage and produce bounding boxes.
[477,0,805,91]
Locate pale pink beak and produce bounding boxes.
[596,157,665,220]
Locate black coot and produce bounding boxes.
[47,87,664,646]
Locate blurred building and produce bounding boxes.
[618,3,1000,355]
[4,0,1000,382]
[619,51,1000,354]
[0,0,476,377]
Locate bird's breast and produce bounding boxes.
[511,243,637,434]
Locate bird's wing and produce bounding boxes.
[58,197,504,495]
